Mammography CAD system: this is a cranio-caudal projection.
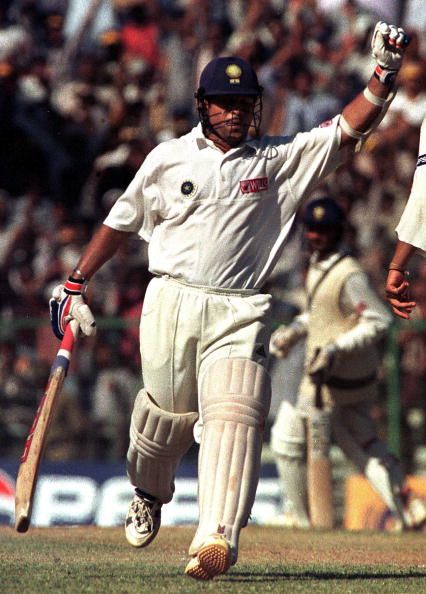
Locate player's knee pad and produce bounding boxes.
[190,358,271,560]
[270,400,305,459]
[127,389,198,503]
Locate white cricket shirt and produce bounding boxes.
[104,118,344,289]
[396,116,426,253]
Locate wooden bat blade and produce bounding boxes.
[307,453,334,529]
[14,321,78,532]
[15,368,67,532]
[307,408,334,529]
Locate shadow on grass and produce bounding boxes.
[225,570,426,582]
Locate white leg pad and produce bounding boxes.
[364,440,405,517]
[190,358,271,560]
[275,455,310,527]
[332,413,405,519]
[127,389,198,503]
[271,400,305,458]
[270,401,309,526]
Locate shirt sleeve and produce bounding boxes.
[395,117,426,253]
[334,272,392,353]
[103,147,163,241]
[279,115,347,206]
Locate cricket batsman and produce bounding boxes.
[50,22,410,579]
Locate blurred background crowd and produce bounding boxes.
[0,0,425,468]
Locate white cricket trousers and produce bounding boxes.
[139,275,272,414]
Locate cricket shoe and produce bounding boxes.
[125,490,162,547]
[403,494,426,530]
[264,511,310,529]
[185,533,231,580]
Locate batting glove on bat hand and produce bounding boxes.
[371,22,410,83]
[270,323,305,358]
[307,344,337,383]
[49,277,96,339]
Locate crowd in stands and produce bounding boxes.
[0,0,425,465]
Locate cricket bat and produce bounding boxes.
[15,320,79,532]
[307,373,334,529]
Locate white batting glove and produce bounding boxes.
[371,22,410,83]
[270,323,304,359]
[49,277,96,339]
[306,344,337,382]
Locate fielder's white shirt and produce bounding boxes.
[104,118,344,289]
[396,116,426,253]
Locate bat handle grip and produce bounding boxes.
[311,347,324,409]
[61,319,79,352]
[315,381,323,409]
[50,319,80,375]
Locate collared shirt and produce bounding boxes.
[104,118,344,289]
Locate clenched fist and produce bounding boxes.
[371,21,409,77]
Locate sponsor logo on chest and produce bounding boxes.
[239,176,268,194]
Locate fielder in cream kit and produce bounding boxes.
[269,198,426,530]
[50,23,409,580]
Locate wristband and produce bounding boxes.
[64,276,86,295]
[388,263,409,275]
[374,65,398,85]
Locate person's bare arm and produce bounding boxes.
[339,22,409,149]
[49,225,132,338]
[71,224,132,281]
[340,76,395,148]
[385,240,417,319]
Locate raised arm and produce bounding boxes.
[339,22,410,149]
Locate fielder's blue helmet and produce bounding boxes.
[302,197,346,227]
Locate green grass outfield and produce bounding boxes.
[1,525,425,594]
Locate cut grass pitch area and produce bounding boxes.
[1,526,425,594]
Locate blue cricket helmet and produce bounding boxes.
[195,56,263,141]
[302,197,346,227]
[196,56,262,98]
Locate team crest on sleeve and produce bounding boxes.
[181,180,197,197]
[240,177,268,194]
[417,153,426,167]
